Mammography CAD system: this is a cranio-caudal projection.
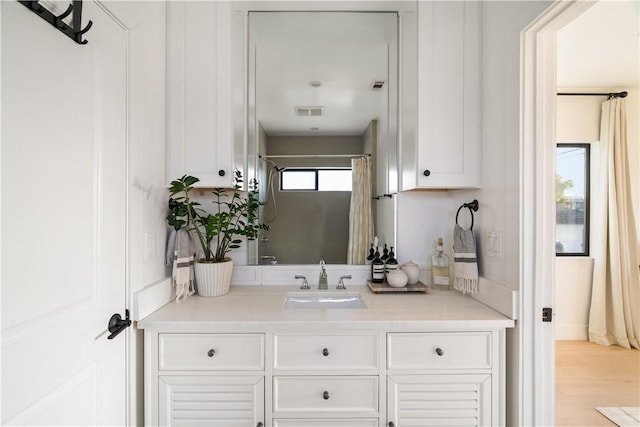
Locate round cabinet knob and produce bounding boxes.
[322,348,329,357]
[257,423,264,427]
[389,422,396,427]
[207,349,216,357]
[423,169,431,177]
[435,347,444,356]
[323,391,330,400]
[218,169,225,176]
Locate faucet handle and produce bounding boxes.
[295,275,310,290]
[337,275,352,290]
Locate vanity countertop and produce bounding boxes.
[138,285,514,332]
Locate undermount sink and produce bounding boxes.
[284,292,367,309]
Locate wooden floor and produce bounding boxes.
[556,340,640,426]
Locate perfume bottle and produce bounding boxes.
[431,237,450,290]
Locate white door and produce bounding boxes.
[2,1,129,424]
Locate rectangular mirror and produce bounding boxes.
[246,11,399,265]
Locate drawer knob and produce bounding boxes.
[322,348,329,357]
[218,169,226,176]
[389,422,396,427]
[207,348,216,357]
[323,391,330,400]
[257,423,264,427]
[423,169,431,177]
[435,347,444,356]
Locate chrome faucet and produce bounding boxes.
[337,275,351,290]
[318,259,328,290]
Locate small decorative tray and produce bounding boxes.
[367,280,427,293]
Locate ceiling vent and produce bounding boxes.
[369,80,386,91]
[295,106,324,117]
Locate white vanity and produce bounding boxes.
[138,287,514,426]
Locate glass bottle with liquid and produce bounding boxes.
[431,237,450,290]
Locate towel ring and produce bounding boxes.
[455,199,479,230]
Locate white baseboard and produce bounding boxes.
[555,325,589,341]
[133,278,174,321]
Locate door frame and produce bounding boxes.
[520,1,596,425]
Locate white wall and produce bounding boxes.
[122,3,168,425]
[445,2,553,426]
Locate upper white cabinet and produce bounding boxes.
[401,1,481,190]
[166,1,240,187]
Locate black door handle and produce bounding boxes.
[108,309,131,339]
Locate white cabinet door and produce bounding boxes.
[167,1,235,187]
[387,374,491,427]
[159,376,265,427]
[402,1,481,190]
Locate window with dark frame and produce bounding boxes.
[556,143,590,256]
[280,168,352,192]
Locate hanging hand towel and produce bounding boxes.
[167,228,196,302]
[453,224,479,294]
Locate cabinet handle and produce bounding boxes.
[323,390,330,400]
[207,348,216,357]
[435,347,444,356]
[389,422,396,427]
[423,169,431,177]
[322,348,329,356]
[218,169,225,176]
[256,423,263,427]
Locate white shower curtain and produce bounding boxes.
[588,97,640,349]
[347,157,374,264]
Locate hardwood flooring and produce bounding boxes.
[555,340,640,426]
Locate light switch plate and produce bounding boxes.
[486,231,503,259]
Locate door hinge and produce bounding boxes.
[542,307,553,322]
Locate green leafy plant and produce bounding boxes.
[167,171,269,263]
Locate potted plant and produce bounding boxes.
[167,171,269,297]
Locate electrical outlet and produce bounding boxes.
[486,231,503,259]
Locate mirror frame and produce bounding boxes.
[231,1,418,272]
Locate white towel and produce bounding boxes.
[453,224,478,294]
[167,228,196,302]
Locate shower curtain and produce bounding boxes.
[588,97,640,349]
[347,157,374,264]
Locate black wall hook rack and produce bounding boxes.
[19,1,93,45]
[456,199,479,230]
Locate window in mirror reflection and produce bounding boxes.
[281,169,352,192]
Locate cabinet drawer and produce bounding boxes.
[273,376,378,415]
[387,332,491,370]
[159,333,264,371]
[274,419,378,427]
[274,334,378,371]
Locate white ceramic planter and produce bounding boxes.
[194,259,233,297]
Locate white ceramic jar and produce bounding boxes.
[400,261,420,285]
[387,269,409,288]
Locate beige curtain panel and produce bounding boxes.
[589,97,640,349]
[347,157,374,264]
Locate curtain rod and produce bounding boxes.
[557,91,628,98]
[259,154,370,159]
